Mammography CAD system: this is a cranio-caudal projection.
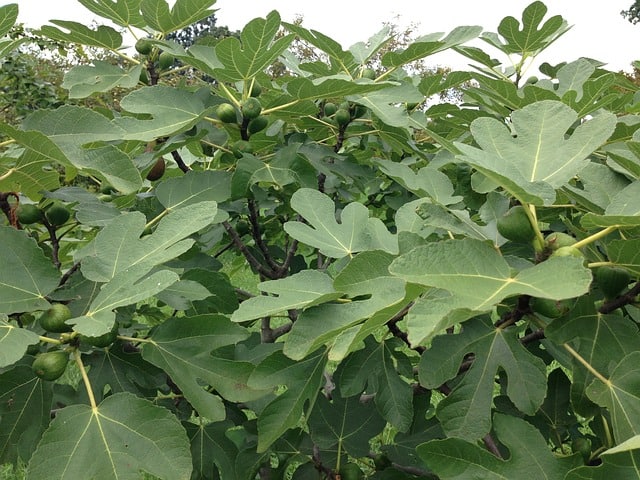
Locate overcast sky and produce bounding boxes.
[8,0,640,72]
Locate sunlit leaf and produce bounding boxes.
[141,0,216,34]
[79,202,218,282]
[39,21,122,49]
[456,101,616,205]
[587,352,640,443]
[214,11,292,81]
[231,270,340,322]
[77,0,145,28]
[62,62,143,99]
[284,188,398,258]
[0,321,40,368]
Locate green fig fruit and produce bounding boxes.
[594,266,631,299]
[45,203,71,226]
[497,206,535,243]
[135,38,152,55]
[39,303,73,333]
[17,203,42,224]
[216,103,238,123]
[32,351,69,381]
[241,97,262,120]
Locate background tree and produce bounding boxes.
[621,1,640,23]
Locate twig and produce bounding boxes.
[598,281,640,314]
[248,199,280,271]
[386,302,425,353]
[58,261,81,287]
[222,221,276,279]
[170,150,191,173]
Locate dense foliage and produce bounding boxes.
[1,1,640,479]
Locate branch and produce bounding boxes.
[278,239,299,276]
[170,150,191,173]
[222,221,276,279]
[386,302,425,353]
[248,199,281,271]
[598,281,640,314]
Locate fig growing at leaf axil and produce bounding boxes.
[39,303,73,333]
[241,97,262,120]
[16,203,42,224]
[45,202,71,226]
[32,350,69,381]
[594,266,631,299]
[497,205,535,243]
[216,103,237,124]
[135,38,153,55]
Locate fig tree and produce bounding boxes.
[32,351,69,381]
[552,246,583,259]
[39,303,73,333]
[497,206,535,243]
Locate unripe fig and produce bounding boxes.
[552,246,583,259]
[39,303,73,333]
[497,206,535,243]
[158,51,174,70]
[45,203,71,226]
[531,298,573,318]
[545,232,577,251]
[216,103,238,123]
[334,108,351,126]
[323,102,337,116]
[32,351,69,381]
[247,115,268,135]
[17,203,42,224]
[594,266,631,299]
[250,82,262,97]
[135,38,152,55]
[361,67,376,80]
[241,97,262,120]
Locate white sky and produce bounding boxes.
[7,0,640,72]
